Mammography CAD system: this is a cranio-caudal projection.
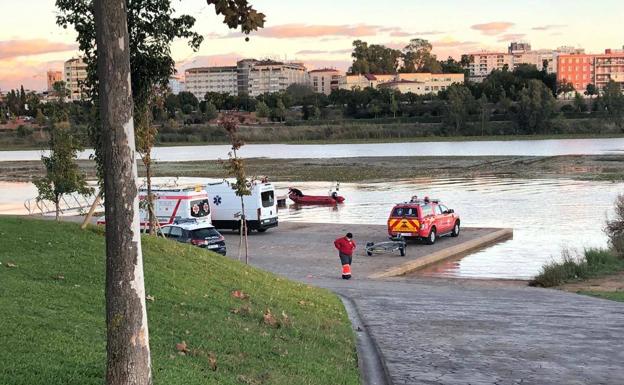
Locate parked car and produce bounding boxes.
[160,219,226,255]
[387,196,460,245]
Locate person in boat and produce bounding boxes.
[289,187,304,197]
[334,233,356,280]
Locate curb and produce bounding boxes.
[369,228,513,279]
[339,294,393,385]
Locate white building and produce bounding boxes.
[168,76,186,95]
[339,73,464,94]
[248,60,309,97]
[64,57,88,101]
[184,66,238,99]
[309,68,343,95]
[465,52,514,82]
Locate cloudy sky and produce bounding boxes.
[1,0,623,91]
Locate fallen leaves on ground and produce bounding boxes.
[230,304,252,316]
[51,274,65,280]
[145,295,155,302]
[281,311,291,327]
[5,262,17,268]
[208,352,217,371]
[263,309,278,328]
[175,341,188,355]
[231,290,250,300]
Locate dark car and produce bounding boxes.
[160,219,226,255]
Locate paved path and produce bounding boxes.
[224,222,624,385]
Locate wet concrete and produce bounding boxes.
[223,222,624,385]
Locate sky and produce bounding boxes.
[1,0,623,91]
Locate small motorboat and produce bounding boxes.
[288,187,345,205]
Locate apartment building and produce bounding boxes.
[309,68,343,95]
[64,57,88,101]
[46,70,63,92]
[168,76,186,95]
[594,49,624,91]
[248,60,309,97]
[378,73,465,95]
[184,66,238,99]
[339,73,464,94]
[465,52,513,81]
[236,59,258,95]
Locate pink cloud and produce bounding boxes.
[471,22,515,36]
[532,24,566,31]
[497,33,526,42]
[390,30,444,37]
[0,39,77,60]
[228,23,381,39]
[0,59,65,91]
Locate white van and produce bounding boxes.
[204,180,278,232]
[96,186,212,231]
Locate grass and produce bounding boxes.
[532,248,624,287]
[578,291,624,302]
[0,217,360,385]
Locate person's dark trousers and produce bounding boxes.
[339,252,352,279]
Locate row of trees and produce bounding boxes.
[349,38,469,75]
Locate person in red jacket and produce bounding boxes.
[334,233,356,279]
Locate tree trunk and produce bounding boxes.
[55,198,60,222]
[144,153,157,236]
[94,1,152,384]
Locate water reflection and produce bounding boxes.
[2,177,622,280]
[2,137,624,161]
[273,178,623,280]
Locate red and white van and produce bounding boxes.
[97,186,212,231]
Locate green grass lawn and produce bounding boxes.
[0,217,359,385]
[578,291,624,302]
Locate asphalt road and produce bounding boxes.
[224,222,624,385]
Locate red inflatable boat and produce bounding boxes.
[288,188,345,205]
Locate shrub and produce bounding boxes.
[532,248,624,287]
[605,194,624,256]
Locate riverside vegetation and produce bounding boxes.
[0,217,359,385]
[533,195,624,297]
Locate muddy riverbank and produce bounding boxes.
[3,154,624,182]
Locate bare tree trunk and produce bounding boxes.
[144,153,157,235]
[94,1,152,384]
[55,199,60,222]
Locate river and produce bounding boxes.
[2,137,624,161]
[3,177,622,280]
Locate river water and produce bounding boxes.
[2,137,624,161]
[3,177,622,280]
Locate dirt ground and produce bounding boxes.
[3,154,624,182]
[561,271,624,293]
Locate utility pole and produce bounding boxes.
[94,0,152,384]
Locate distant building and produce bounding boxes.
[248,60,309,97]
[168,76,185,95]
[236,59,258,95]
[594,49,624,91]
[64,57,88,101]
[309,68,343,95]
[508,42,532,54]
[184,66,238,100]
[557,53,596,92]
[46,70,63,92]
[340,73,464,94]
[464,52,514,82]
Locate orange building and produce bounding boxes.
[594,49,624,91]
[556,54,594,92]
[46,70,63,91]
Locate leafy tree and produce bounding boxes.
[272,99,286,122]
[35,109,47,128]
[557,81,575,100]
[255,101,270,118]
[204,101,218,120]
[177,91,199,110]
[401,38,435,73]
[285,83,315,106]
[34,124,92,221]
[204,91,228,110]
[514,79,558,134]
[573,92,587,113]
[390,93,399,118]
[602,80,624,127]
[478,94,491,136]
[444,85,475,134]
[585,83,598,98]
[349,40,401,74]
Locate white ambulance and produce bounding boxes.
[97,186,212,231]
[203,179,278,232]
